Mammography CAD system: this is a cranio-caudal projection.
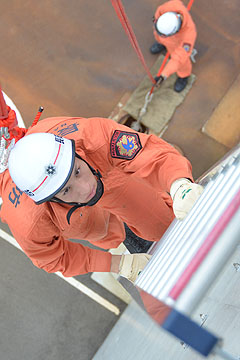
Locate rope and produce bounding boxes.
[0,106,18,130]
[111,0,155,84]
[187,0,195,11]
[31,106,44,127]
[0,88,9,120]
[0,87,43,146]
[0,88,27,143]
[0,89,41,173]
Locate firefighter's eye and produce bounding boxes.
[75,167,80,176]
[63,187,70,196]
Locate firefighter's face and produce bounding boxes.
[56,157,97,204]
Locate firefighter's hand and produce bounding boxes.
[170,178,204,220]
[154,75,165,87]
[119,253,151,283]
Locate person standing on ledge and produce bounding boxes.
[150,0,197,92]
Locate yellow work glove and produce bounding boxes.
[119,253,151,283]
[170,178,204,220]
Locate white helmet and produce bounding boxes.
[155,12,182,36]
[8,133,75,204]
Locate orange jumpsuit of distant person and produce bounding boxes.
[0,117,193,277]
[153,0,197,78]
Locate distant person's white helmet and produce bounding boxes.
[155,12,182,36]
[8,133,75,204]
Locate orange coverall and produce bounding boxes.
[153,0,197,78]
[0,117,193,277]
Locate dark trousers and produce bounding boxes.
[123,223,153,253]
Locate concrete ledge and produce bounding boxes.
[202,74,240,148]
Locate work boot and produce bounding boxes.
[174,76,189,92]
[150,42,166,54]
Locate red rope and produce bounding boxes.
[31,106,44,127]
[187,0,195,11]
[0,88,9,120]
[0,88,44,146]
[0,87,27,143]
[10,126,28,141]
[111,0,155,84]
[0,106,18,129]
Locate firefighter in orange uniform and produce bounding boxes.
[150,0,197,92]
[0,116,203,282]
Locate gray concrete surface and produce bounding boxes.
[0,222,127,360]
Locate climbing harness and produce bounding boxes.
[0,85,44,173]
[111,0,195,131]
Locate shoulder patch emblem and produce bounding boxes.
[183,43,191,52]
[110,130,142,160]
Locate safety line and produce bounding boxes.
[0,228,120,316]
[111,0,155,84]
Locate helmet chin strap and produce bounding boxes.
[50,153,104,224]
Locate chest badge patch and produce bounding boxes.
[183,43,191,52]
[110,130,142,160]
